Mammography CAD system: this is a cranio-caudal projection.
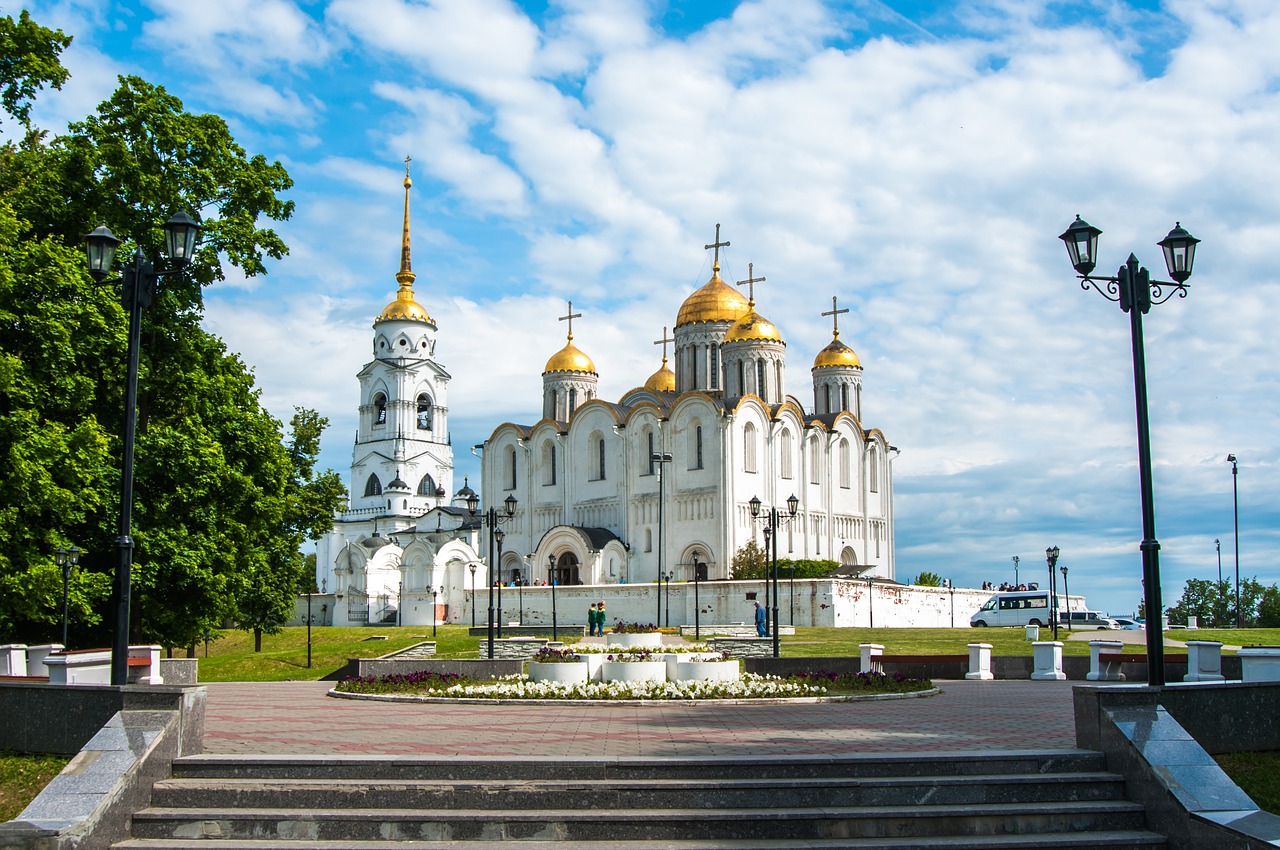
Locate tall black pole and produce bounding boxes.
[549,555,558,642]
[1047,549,1058,641]
[432,589,438,638]
[306,591,312,669]
[771,509,780,658]
[496,533,505,639]
[1215,538,1223,627]
[693,556,701,641]
[1231,456,1240,627]
[470,566,477,628]
[112,257,149,687]
[486,510,495,659]
[1061,567,1070,628]
[518,572,524,625]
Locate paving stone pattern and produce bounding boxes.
[201,679,1078,757]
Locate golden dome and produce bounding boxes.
[676,269,751,326]
[544,338,597,375]
[813,332,861,369]
[643,357,676,392]
[724,308,784,344]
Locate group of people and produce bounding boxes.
[586,601,608,636]
[984,581,1039,592]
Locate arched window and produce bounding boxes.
[710,345,720,389]
[644,528,652,552]
[743,422,757,473]
[543,442,557,485]
[824,385,831,414]
[839,439,851,489]
[506,447,517,490]
[696,426,703,469]
[364,473,382,497]
[869,446,879,492]
[416,473,437,496]
[840,384,849,413]
[569,387,577,413]
[416,393,433,430]
[646,430,655,475]
[756,360,766,397]
[737,361,745,396]
[596,436,607,480]
[373,393,387,426]
[810,436,821,484]
[780,430,793,479]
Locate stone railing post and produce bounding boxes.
[1086,640,1125,681]
[1031,641,1066,681]
[965,643,993,680]
[1239,647,1280,683]
[859,643,883,675]
[1183,640,1224,683]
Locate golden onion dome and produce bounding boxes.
[643,356,676,392]
[724,308,784,345]
[813,332,861,369]
[675,268,751,326]
[544,338,597,376]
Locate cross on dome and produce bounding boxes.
[704,223,730,272]
[736,262,765,306]
[822,296,850,338]
[653,326,674,363]
[559,299,583,340]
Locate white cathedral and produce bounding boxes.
[316,172,896,628]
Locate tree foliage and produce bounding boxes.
[914,571,944,587]
[0,11,343,650]
[1167,577,1273,628]
[730,541,839,581]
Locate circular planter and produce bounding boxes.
[601,660,667,683]
[674,660,741,683]
[606,632,663,648]
[664,652,715,680]
[527,661,588,684]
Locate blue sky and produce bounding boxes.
[22,0,1280,617]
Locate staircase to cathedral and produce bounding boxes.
[114,750,1166,849]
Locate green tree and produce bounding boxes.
[731,539,767,580]
[1258,585,1280,629]
[0,10,306,650]
[914,571,944,587]
[0,10,71,127]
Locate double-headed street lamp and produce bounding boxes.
[85,213,202,686]
[1045,547,1061,640]
[1058,215,1200,688]
[652,451,673,625]
[690,550,704,640]
[547,554,559,641]
[468,562,478,627]
[662,570,674,628]
[465,491,517,659]
[55,545,80,647]
[749,493,799,658]
[1228,454,1240,627]
[1012,555,1019,587]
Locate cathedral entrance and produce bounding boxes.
[551,553,581,586]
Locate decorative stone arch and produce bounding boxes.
[399,539,437,591]
[680,544,715,581]
[499,550,525,587]
[840,546,861,570]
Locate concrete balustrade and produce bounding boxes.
[965,643,993,680]
[1086,640,1126,682]
[859,643,884,674]
[1183,640,1224,683]
[1238,647,1280,683]
[0,644,27,677]
[1031,641,1066,681]
[26,644,64,677]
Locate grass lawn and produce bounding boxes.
[183,625,1280,682]
[0,752,70,822]
[1216,751,1280,815]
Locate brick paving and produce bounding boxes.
[201,679,1080,757]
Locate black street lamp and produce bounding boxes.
[85,212,201,686]
[789,562,796,626]
[865,574,875,628]
[1012,555,1019,587]
[749,493,800,657]
[465,491,517,659]
[547,554,558,641]
[1214,538,1223,627]
[691,549,703,641]
[55,545,80,647]
[652,451,673,626]
[1228,454,1240,627]
[494,529,506,636]
[431,586,440,638]
[517,563,524,626]
[662,570,674,628]
[469,562,477,628]
[1059,215,1200,687]
[1045,546,1060,641]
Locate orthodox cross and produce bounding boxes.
[704,223,730,269]
[736,262,765,304]
[404,154,411,175]
[559,300,583,340]
[822,296,850,337]
[653,326,674,360]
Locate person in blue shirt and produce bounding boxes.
[754,601,768,636]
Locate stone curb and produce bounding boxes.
[325,686,941,706]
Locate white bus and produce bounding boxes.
[971,590,1063,628]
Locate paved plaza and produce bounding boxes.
[202,679,1080,757]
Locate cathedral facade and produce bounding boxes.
[480,233,896,592]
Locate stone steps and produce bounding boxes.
[113,751,1167,848]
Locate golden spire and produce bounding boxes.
[396,155,415,289]
[376,156,434,325]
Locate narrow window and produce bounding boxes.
[374,393,387,426]
[869,446,879,492]
[710,345,720,389]
[756,360,766,398]
[364,474,382,497]
[646,431,655,475]
[810,437,821,484]
[840,384,849,413]
[597,437,607,480]
[839,439,851,489]
[743,423,757,473]
[569,387,577,413]
[416,393,433,430]
[695,426,704,469]
[737,361,745,396]
[781,431,793,479]
[507,447,517,490]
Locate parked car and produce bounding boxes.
[1058,610,1119,630]
[1110,617,1143,630]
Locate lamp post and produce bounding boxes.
[1214,538,1223,627]
[306,584,313,669]
[663,570,673,628]
[866,574,875,628]
[749,493,799,658]
[517,564,524,626]
[691,549,702,640]
[465,491,517,659]
[949,580,956,628]
[469,563,477,627]
[494,528,506,637]
[1059,215,1199,687]
[1060,564,1070,630]
[652,451,673,626]
[547,554,558,641]
[55,546,80,647]
[1012,555,1019,587]
[431,586,439,638]
[1228,454,1240,627]
[85,213,201,686]
[1045,546,1060,640]
[789,561,796,626]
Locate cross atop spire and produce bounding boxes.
[704,223,730,272]
[559,299,583,340]
[653,326,674,363]
[398,156,414,285]
[736,262,765,306]
[821,296,850,338]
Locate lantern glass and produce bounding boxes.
[749,496,762,518]
[503,494,518,516]
[1158,222,1198,284]
[786,493,799,517]
[1058,215,1101,277]
[163,212,201,265]
[84,225,121,281]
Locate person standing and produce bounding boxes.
[587,603,598,636]
[754,601,768,637]
[597,600,607,635]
